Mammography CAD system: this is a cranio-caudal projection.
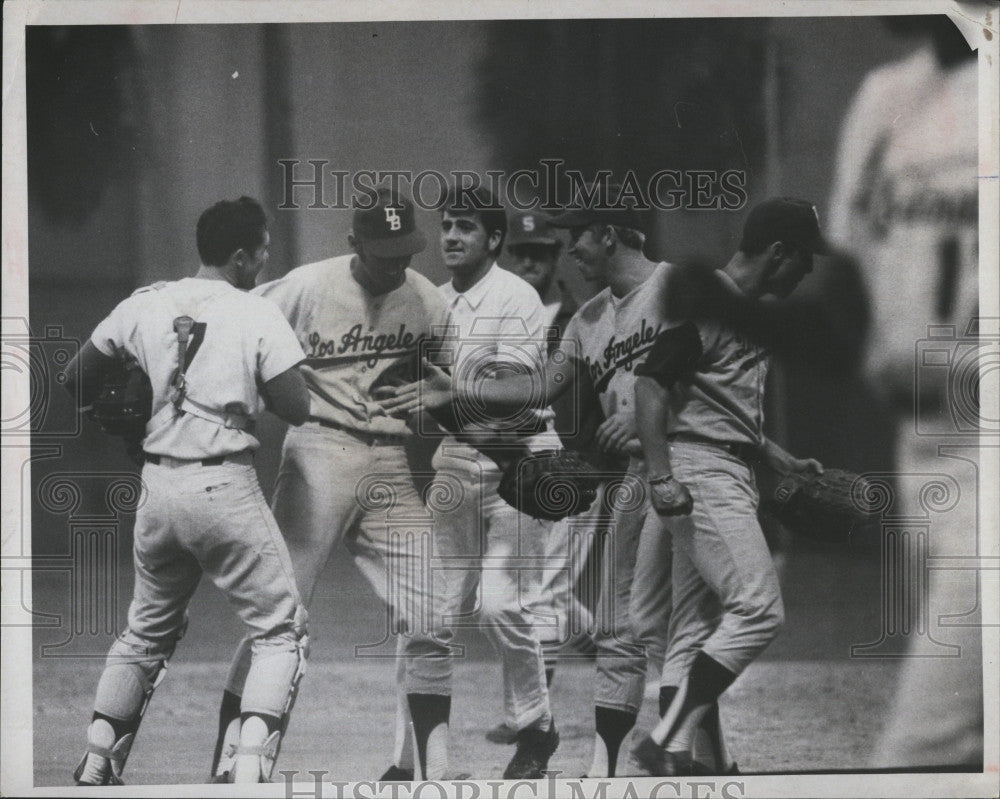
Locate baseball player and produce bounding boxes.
[828,17,982,768]
[485,208,595,746]
[209,187,446,783]
[381,185,562,781]
[629,197,827,776]
[380,187,731,778]
[66,197,311,785]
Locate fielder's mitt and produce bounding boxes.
[765,468,876,544]
[497,449,602,521]
[87,352,152,464]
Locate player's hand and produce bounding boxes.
[787,456,824,476]
[594,413,637,455]
[648,474,694,516]
[761,439,823,477]
[374,358,453,417]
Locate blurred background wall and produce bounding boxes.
[26,17,926,660]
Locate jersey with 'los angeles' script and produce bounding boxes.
[557,262,672,432]
[254,255,447,436]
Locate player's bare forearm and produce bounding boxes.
[635,376,693,516]
[635,376,672,475]
[376,354,574,418]
[64,340,117,407]
[760,437,823,476]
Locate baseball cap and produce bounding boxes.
[739,197,830,255]
[506,209,559,247]
[353,187,427,258]
[548,183,645,233]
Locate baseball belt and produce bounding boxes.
[142,450,253,467]
[308,416,407,446]
[666,433,760,465]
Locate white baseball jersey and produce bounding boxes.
[91,277,304,459]
[254,255,447,436]
[828,45,978,385]
[438,263,555,463]
[557,262,673,434]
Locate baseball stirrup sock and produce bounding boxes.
[408,693,451,780]
[659,686,679,718]
[594,706,637,778]
[693,702,734,772]
[211,689,242,775]
[653,652,736,753]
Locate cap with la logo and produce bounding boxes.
[506,209,559,248]
[353,187,427,258]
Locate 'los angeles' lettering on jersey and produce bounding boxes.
[304,323,421,368]
[590,317,663,392]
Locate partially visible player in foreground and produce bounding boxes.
[629,198,826,776]
[66,197,311,785]
[828,16,982,768]
[211,188,446,782]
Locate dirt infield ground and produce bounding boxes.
[29,544,904,787]
[33,656,899,786]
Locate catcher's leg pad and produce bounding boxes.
[226,626,308,783]
[76,659,168,785]
[231,727,282,784]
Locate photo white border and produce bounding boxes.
[3,1,997,797]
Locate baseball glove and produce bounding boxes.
[87,352,152,464]
[764,468,876,544]
[497,449,602,521]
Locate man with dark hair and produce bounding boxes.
[629,197,826,776]
[209,187,447,783]
[380,186,714,778]
[387,184,561,781]
[67,196,311,785]
[195,196,269,270]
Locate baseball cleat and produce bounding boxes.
[503,721,560,779]
[378,765,415,781]
[485,722,518,745]
[630,734,693,777]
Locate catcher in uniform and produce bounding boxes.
[380,189,730,777]
[828,17,982,768]
[66,197,311,785]
[210,187,446,782]
[629,198,826,776]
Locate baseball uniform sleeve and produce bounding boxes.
[90,295,141,358]
[634,321,704,387]
[255,299,307,383]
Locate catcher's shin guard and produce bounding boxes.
[225,634,308,784]
[74,661,168,786]
[210,690,243,783]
